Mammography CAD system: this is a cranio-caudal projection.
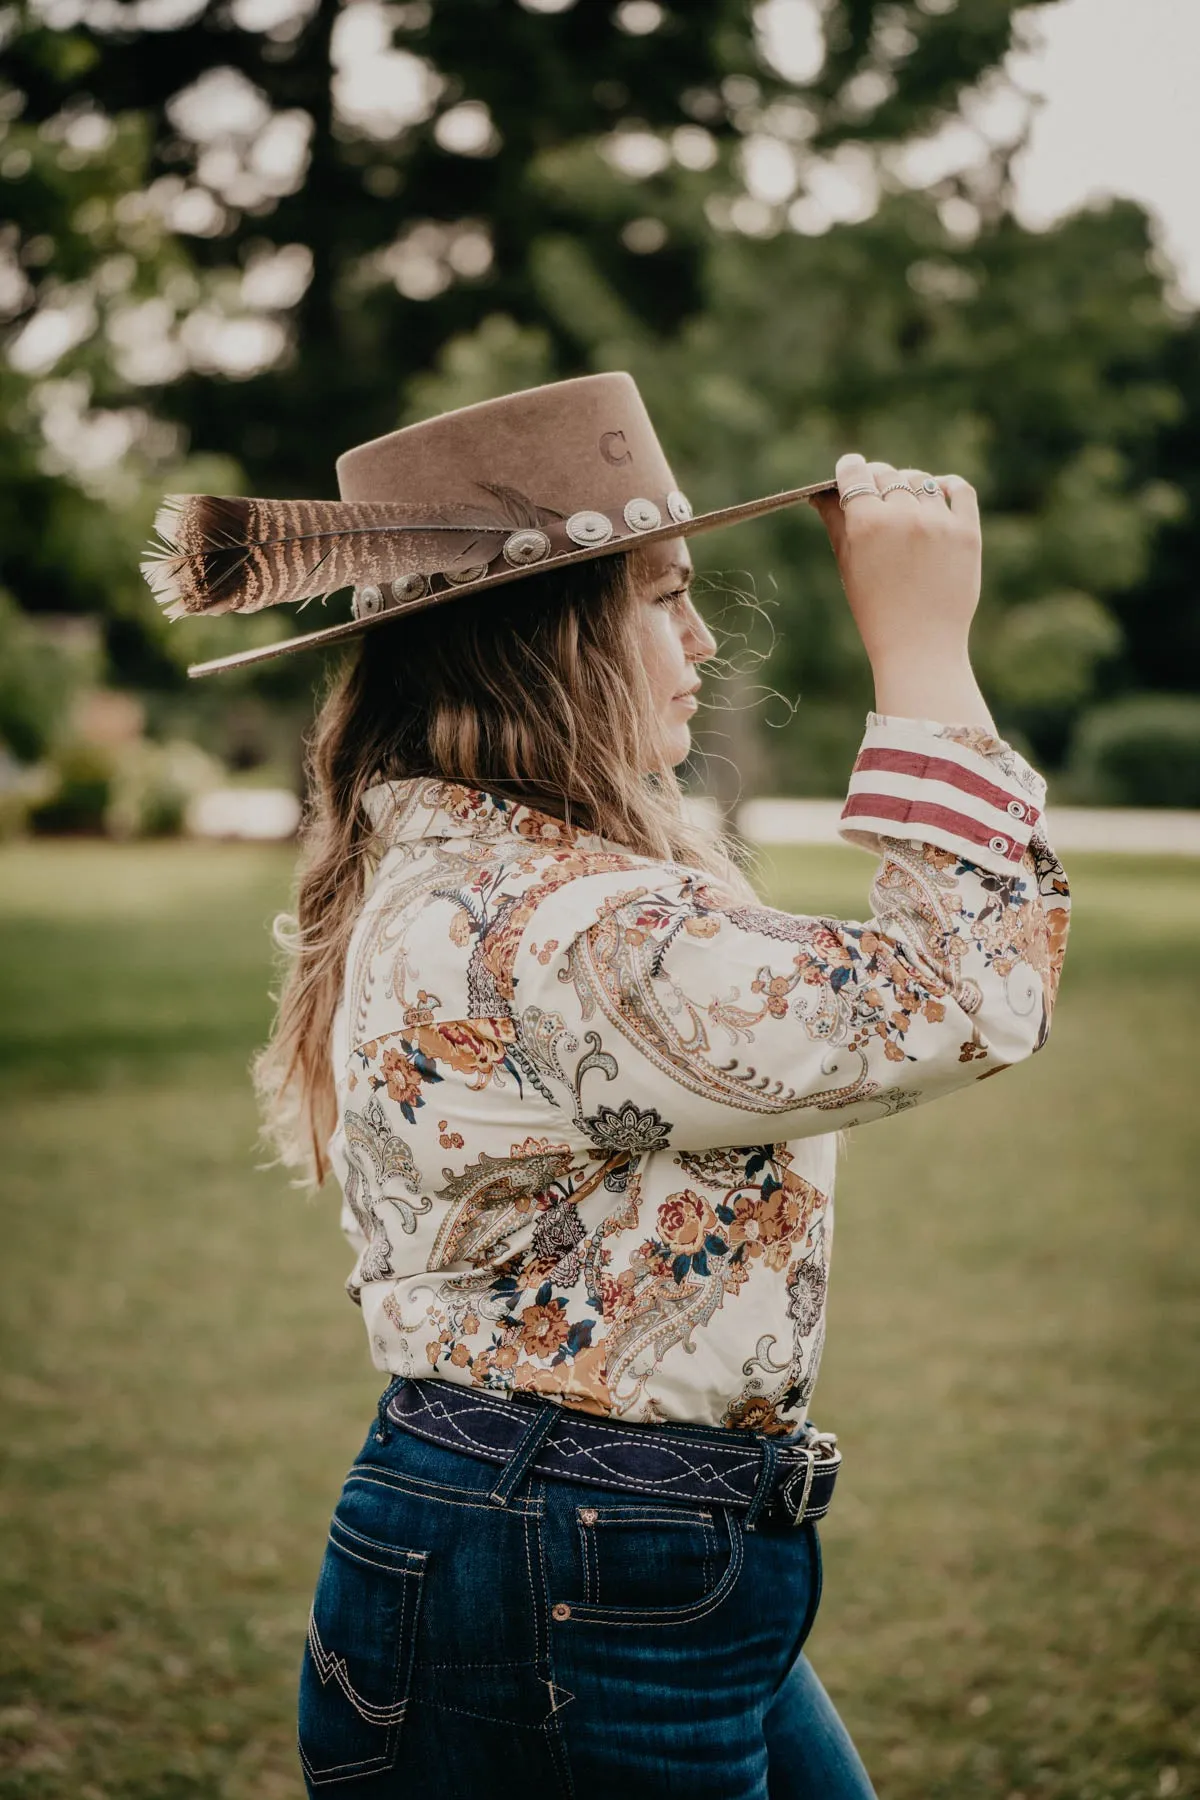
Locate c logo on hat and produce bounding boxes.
[599,430,633,467]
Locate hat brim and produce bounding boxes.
[184,476,839,678]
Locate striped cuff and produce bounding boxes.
[838,716,1046,878]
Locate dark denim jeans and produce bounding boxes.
[298,1396,877,1799]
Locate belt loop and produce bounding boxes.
[373,1374,406,1445]
[489,1399,560,1507]
[745,1436,780,1533]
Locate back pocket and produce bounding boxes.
[576,1502,722,1612]
[298,1514,427,1789]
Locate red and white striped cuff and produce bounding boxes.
[838,718,1045,878]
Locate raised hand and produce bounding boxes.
[808,453,995,729]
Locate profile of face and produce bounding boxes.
[630,537,717,767]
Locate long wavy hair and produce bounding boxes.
[254,548,763,1184]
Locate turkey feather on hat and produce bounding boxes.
[140,486,562,619]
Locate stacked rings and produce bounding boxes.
[838,484,879,510]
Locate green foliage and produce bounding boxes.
[403,314,555,423]
[28,737,114,834]
[0,590,80,762]
[1068,693,1200,808]
[0,0,1196,778]
[25,732,222,838]
[984,591,1123,717]
[105,736,224,838]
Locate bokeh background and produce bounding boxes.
[1,1,1197,1795]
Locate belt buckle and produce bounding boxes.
[778,1427,839,1528]
[780,1446,817,1527]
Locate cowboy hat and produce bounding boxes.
[141,371,837,680]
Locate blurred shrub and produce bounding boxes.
[0,763,56,841]
[1067,694,1200,808]
[772,701,867,798]
[106,738,222,838]
[986,592,1123,716]
[29,737,223,837]
[0,591,80,763]
[29,740,115,835]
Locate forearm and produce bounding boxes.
[871,648,996,733]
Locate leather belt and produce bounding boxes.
[382,1377,841,1529]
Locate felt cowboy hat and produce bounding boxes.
[141,371,837,680]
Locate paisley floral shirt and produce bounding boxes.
[328,714,1070,1434]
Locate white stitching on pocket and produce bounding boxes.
[306,1610,412,1729]
[299,1518,427,1784]
[557,1507,745,1629]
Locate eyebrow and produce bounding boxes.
[662,561,693,583]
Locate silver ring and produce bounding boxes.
[879,479,917,498]
[919,476,941,496]
[838,483,880,510]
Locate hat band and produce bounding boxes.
[352,487,693,620]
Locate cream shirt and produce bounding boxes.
[328,714,1069,1433]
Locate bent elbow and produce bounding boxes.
[970,982,1056,1074]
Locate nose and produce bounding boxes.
[687,609,717,661]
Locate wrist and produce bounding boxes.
[870,650,995,731]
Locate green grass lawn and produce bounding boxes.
[1,839,1197,1799]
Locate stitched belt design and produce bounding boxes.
[383,1377,841,1528]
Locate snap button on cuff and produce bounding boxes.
[988,835,1010,855]
[1006,799,1026,819]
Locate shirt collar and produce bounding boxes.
[363,775,626,857]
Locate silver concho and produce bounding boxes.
[623,497,662,533]
[442,562,491,586]
[502,528,551,567]
[354,584,385,618]
[666,489,694,524]
[565,509,614,548]
[390,573,427,605]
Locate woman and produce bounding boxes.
[145,373,1070,1797]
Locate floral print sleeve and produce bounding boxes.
[512,714,1069,1154]
[326,719,1069,1433]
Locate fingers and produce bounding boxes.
[936,473,979,528]
[833,452,879,508]
[866,460,920,507]
[897,468,946,508]
[812,453,978,533]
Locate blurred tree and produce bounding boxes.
[1,2,1065,657]
[1,0,1196,798]
[434,185,1189,787]
[1067,693,1200,809]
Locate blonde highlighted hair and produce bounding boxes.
[254,549,762,1184]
